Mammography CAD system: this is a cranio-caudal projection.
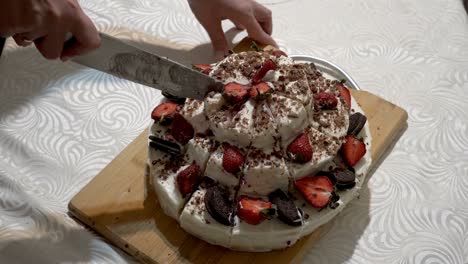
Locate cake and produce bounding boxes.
[147,50,372,252]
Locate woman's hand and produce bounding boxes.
[0,0,100,60]
[188,0,278,59]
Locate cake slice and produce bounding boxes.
[267,94,309,148]
[150,136,215,219]
[205,143,249,190]
[238,148,290,196]
[179,179,236,248]
[287,127,342,180]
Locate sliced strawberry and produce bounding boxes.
[341,135,366,167]
[223,82,249,104]
[237,195,275,225]
[222,144,245,175]
[170,113,194,144]
[337,83,351,111]
[151,102,178,124]
[287,133,313,164]
[295,176,334,209]
[192,64,212,75]
[249,82,272,100]
[252,59,277,84]
[314,92,338,110]
[271,50,288,57]
[176,163,201,197]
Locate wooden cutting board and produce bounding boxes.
[68,38,408,264]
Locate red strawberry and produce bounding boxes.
[314,92,338,110]
[237,196,275,225]
[295,176,334,209]
[287,133,313,163]
[223,82,249,104]
[249,82,272,100]
[337,83,351,111]
[222,144,245,174]
[176,163,201,197]
[271,50,288,57]
[151,102,178,123]
[341,135,366,167]
[170,113,194,144]
[252,59,277,84]
[192,64,212,75]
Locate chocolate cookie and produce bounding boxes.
[333,169,356,190]
[149,135,181,156]
[268,189,302,227]
[347,113,367,136]
[205,185,234,226]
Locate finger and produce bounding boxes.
[34,29,67,60]
[13,34,33,47]
[253,3,273,35]
[200,20,229,60]
[13,30,45,47]
[230,19,245,30]
[238,15,278,48]
[61,11,100,60]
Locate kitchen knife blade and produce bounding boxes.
[72,33,223,100]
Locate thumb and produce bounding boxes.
[201,20,229,60]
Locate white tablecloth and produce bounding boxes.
[1,0,467,263]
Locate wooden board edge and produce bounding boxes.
[69,132,148,206]
[68,202,157,264]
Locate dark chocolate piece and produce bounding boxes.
[329,192,340,209]
[205,185,233,226]
[268,189,302,227]
[347,113,367,136]
[336,181,356,190]
[162,91,186,104]
[199,176,216,189]
[149,135,181,156]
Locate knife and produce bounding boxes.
[71,33,223,100]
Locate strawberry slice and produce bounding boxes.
[314,92,338,110]
[295,176,334,209]
[271,50,288,57]
[222,143,245,175]
[237,195,275,225]
[287,133,313,163]
[151,102,178,124]
[170,113,194,144]
[223,82,249,104]
[337,83,351,111]
[252,59,276,84]
[192,64,212,75]
[249,82,272,100]
[176,163,201,197]
[341,135,366,167]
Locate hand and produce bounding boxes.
[0,0,100,61]
[188,0,278,59]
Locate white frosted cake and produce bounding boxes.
[147,50,372,252]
